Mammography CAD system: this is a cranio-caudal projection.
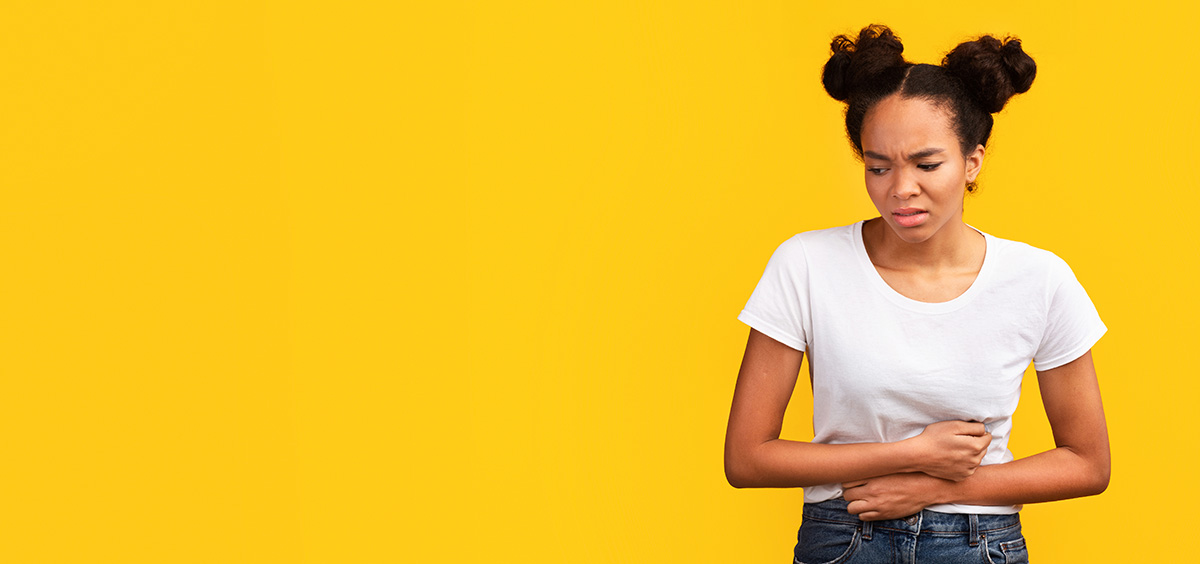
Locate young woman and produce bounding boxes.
[723,25,1109,563]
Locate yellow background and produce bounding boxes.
[1,1,1194,562]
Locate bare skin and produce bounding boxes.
[724,94,1110,520]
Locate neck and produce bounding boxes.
[863,216,983,272]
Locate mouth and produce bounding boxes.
[892,208,928,227]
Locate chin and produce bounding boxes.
[885,221,937,244]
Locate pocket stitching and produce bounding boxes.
[980,534,998,564]
[999,535,1027,564]
[999,537,1026,552]
[793,525,863,564]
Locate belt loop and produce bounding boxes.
[968,514,979,547]
[860,519,873,540]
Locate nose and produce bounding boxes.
[892,167,921,200]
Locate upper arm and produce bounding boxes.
[724,329,804,472]
[1035,350,1110,482]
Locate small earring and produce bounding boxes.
[966,180,979,193]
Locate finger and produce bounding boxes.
[842,480,867,489]
[857,511,881,521]
[845,499,869,516]
[956,421,988,436]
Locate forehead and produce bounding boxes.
[861,95,957,155]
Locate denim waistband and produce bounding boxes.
[803,498,1021,540]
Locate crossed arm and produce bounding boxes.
[723,328,1110,520]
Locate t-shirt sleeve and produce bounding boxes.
[737,235,810,352]
[1032,260,1107,371]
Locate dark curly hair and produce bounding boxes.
[822,24,1037,192]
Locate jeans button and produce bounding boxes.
[904,515,918,525]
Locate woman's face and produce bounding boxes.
[860,95,984,245]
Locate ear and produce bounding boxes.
[964,144,985,182]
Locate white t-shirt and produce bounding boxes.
[737,220,1106,514]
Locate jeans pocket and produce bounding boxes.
[999,537,1028,564]
[982,529,1028,564]
[793,519,862,564]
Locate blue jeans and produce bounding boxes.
[793,499,1028,564]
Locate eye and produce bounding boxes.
[917,163,942,171]
[866,167,888,176]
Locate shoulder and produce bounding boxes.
[753,222,859,272]
[772,222,858,258]
[986,232,1076,280]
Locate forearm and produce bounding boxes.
[937,353,1110,507]
[935,445,1110,506]
[842,443,1110,520]
[726,437,923,489]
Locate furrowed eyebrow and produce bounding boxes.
[907,148,945,160]
[863,148,946,162]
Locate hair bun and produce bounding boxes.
[942,35,1037,113]
[822,24,907,101]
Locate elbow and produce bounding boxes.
[1063,442,1110,497]
[725,472,748,489]
[724,455,754,488]
[1088,462,1111,496]
[1089,446,1111,495]
[1076,453,1110,497]
[725,434,783,488]
[724,445,762,488]
[726,468,758,489]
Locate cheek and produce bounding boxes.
[864,184,888,206]
[864,175,888,195]
[929,168,966,193]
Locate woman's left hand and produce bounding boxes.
[842,473,948,521]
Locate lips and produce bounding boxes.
[892,207,928,227]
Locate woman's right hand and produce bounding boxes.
[906,421,992,481]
